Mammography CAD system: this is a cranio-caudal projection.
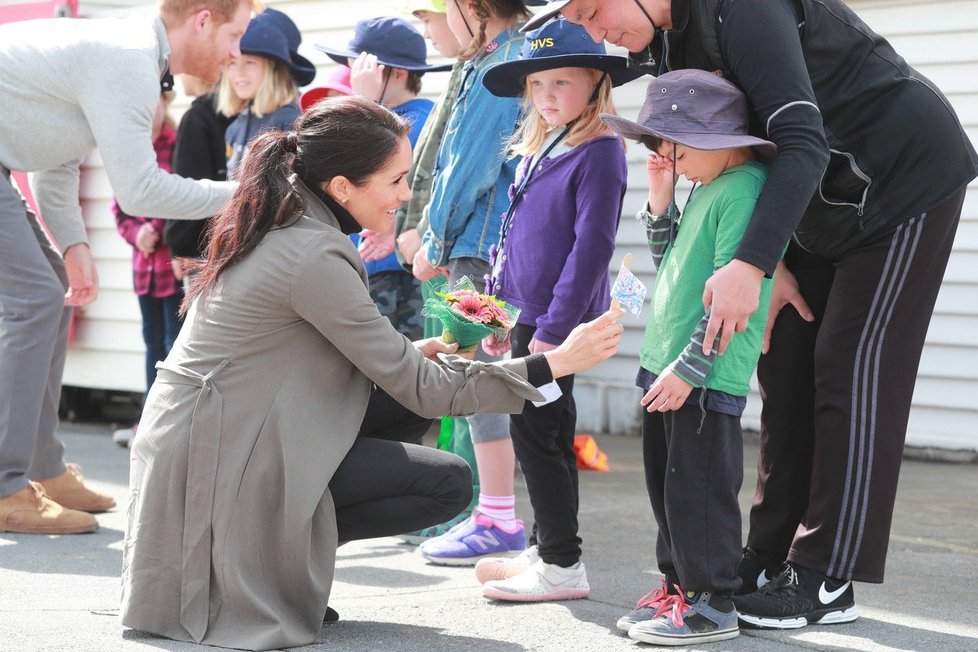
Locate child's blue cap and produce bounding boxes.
[482,19,640,97]
[241,9,316,87]
[315,17,452,73]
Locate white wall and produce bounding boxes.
[65,0,978,448]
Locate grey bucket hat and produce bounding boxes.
[601,69,777,158]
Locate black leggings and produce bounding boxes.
[330,387,472,542]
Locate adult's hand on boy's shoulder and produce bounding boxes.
[702,259,765,356]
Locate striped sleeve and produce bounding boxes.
[669,307,720,388]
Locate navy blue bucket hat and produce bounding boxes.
[241,10,316,86]
[483,19,640,97]
[315,17,451,73]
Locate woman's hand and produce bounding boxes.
[350,52,387,103]
[641,369,693,412]
[358,228,396,262]
[481,333,511,356]
[646,152,676,215]
[762,260,814,354]
[415,337,474,361]
[543,308,625,378]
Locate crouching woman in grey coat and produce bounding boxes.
[119,96,624,651]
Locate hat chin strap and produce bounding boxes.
[632,0,658,31]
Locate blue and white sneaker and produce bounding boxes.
[419,514,525,566]
[628,591,739,646]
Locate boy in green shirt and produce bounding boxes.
[601,69,779,647]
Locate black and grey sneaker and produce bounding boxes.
[733,562,859,629]
[735,547,782,595]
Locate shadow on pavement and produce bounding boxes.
[0,526,123,577]
[316,621,526,651]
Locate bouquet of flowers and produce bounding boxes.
[422,276,520,350]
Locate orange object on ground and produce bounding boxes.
[573,434,609,472]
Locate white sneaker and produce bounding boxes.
[112,426,135,448]
[475,545,540,584]
[482,559,590,602]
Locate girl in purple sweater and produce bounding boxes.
[474,19,638,602]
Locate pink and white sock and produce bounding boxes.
[477,494,520,532]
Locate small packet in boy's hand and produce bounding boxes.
[611,253,647,316]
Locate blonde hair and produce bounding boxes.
[458,0,530,61]
[217,58,298,118]
[159,0,260,24]
[509,68,619,158]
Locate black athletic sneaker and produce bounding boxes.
[735,547,782,595]
[732,562,859,629]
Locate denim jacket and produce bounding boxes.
[422,26,523,266]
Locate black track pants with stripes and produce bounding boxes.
[747,187,966,583]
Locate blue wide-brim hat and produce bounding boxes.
[315,16,451,73]
[483,19,641,97]
[241,10,316,87]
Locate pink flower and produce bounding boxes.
[451,294,486,322]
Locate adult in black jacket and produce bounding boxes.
[164,83,233,263]
[530,0,978,630]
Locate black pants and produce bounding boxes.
[330,387,472,542]
[749,188,966,583]
[643,403,744,596]
[509,324,581,567]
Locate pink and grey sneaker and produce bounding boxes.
[482,559,590,602]
[419,514,525,566]
[616,578,682,632]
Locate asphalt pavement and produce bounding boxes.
[1,423,976,652]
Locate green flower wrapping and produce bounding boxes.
[421,276,520,350]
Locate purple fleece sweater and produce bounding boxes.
[491,135,626,345]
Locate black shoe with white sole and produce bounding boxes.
[732,562,859,629]
[735,547,782,595]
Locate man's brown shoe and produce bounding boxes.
[0,482,98,534]
[38,463,116,513]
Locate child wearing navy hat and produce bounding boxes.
[461,18,636,603]
[600,69,779,646]
[316,16,450,341]
[219,9,314,178]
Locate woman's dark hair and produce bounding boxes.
[183,96,409,312]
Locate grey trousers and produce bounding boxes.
[0,168,69,498]
[446,257,510,444]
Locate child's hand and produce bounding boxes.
[645,152,675,214]
[411,245,448,281]
[482,333,511,357]
[135,222,159,257]
[350,52,387,103]
[396,229,423,262]
[528,337,557,355]
[358,228,396,262]
[641,369,693,412]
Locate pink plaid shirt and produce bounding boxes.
[114,125,180,298]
